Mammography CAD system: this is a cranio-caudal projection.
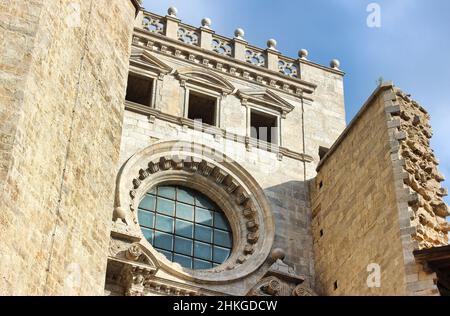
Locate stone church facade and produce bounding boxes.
[0,1,448,296]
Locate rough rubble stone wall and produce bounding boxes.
[0,0,136,295]
[385,87,448,295]
[393,89,449,247]
[311,86,408,295]
[311,83,448,296]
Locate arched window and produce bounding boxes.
[137,185,233,270]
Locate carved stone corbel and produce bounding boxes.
[122,265,155,296]
[292,284,317,296]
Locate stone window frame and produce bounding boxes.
[137,184,234,269]
[176,68,236,129]
[128,48,173,110]
[112,141,275,284]
[237,89,295,149]
[182,85,222,128]
[247,104,282,148]
[126,71,158,108]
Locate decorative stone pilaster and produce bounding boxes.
[164,7,180,39]
[233,28,247,62]
[265,39,280,72]
[199,18,214,50]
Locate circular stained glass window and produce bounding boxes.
[137,185,233,270]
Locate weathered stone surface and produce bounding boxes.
[311,83,447,296]
[393,89,449,248]
[2,3,447,297]
[0,0,136,295]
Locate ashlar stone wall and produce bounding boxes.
[311,83,448,296]
[0,0,137,295]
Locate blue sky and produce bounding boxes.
[143,1,449,208]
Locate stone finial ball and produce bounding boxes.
[168,6,178,17]
[201,17,212,28]
[330,59,341,69]
[270,248,286,261]
[234,28,245,39]
[299,49,309,59]
[267,38,277,50]
[113,207,126,221]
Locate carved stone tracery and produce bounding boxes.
[178,27,200,46]
[142,15,165,35]
[245,49,266,67]
[278,59,299,78]
[212,38,233,57]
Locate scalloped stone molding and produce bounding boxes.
[111,141,275,284]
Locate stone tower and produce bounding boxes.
[105,6,346,296]
[0,0,140,295]
[1,3,448,297]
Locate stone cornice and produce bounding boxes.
[299,58,345,76]
[125,101,314,163]
[132,28,316,100]
[139,9,344,77]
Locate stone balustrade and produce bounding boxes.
[137,7,341,80]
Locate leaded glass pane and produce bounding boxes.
[139,195,155,211]
[158,186,176,199]
[173,254,192,269]
[213,246,230,263]
[157,248,173,261]
[156,197,175,216]
[175,219,193,238]
[214,212,229,231]
[195,225,213,243]
[155,214,174,233]
[174,236,193,256]
[194,259,213,270]
[195,207,213,226]
[142,228,153,244]
[177,187,195,205]
[196,195,214,210]
[138,209,154,228]
[194,241,212,261]
[176,202,194,221]
[154,232,173,251]
[214,229,232,248]
[138,185,233,270]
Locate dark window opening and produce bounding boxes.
[250,110,278,144]
[125,74,154,106]
[125,74,153,106]
[319,146,329,161]
[188,92,217,126]
[320,229,324,237]
[334,281,338,290]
